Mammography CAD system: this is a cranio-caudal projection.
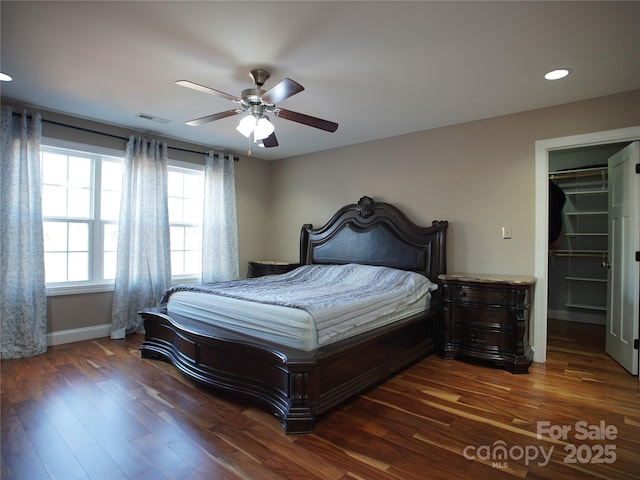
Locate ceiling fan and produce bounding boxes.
[176,69,338,148]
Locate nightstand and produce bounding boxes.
[438,273,535,374]
[247,260,301,278]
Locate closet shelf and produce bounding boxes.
[565,276,607,283]
[564,233,608,237]
[550,250,607,258]
[564,190,608,196]
[564,211,608,216]
[565,302,607,312]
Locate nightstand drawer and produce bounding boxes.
[450,324,514,352]
[450,303,514,330]
[449,285,517,306]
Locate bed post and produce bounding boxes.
[282,366,316,434]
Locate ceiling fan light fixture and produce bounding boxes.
[236,115,256,137]
[254,116,275,140]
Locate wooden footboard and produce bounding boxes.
[140,307,439,434]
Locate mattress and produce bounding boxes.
[165,263,437,351]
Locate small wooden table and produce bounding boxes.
[247,260,300,278]
[439,273,536,374]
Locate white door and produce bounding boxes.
[606,141,639,375]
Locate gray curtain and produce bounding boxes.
[0,106,47,358]
[202,152,239,282]
[111,136,171,339]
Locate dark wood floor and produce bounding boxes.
[2,319,638,480]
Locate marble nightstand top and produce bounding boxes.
[438,273,536,285]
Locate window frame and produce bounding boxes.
[167,160,205,284]
[42,139,124,296]
[42,139,205,296]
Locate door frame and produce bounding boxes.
[533,126,640,364]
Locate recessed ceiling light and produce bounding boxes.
[544,69,570,81]
[0,72,13,82]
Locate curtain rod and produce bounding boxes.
[11,112,239,161]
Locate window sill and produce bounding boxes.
[46,282,115,296]
[45,276,201,297]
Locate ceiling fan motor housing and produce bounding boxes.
[241,87,275,118]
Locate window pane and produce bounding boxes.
[170,226,185,250]
[68,252,89,281]
[68,223,89,251]
[42,185,67,217]
[104,223,118,252]
[44,252,68,283]
[184,198,203,223]
[184,251,201,274]
[184,227,202,250]
[41,151,67,185]
[168,171,184,197]
[171,251,185,275]
[68,156,92,187]
[68,187,91,218]
[168,198,184,223]
[184,174,203,197]
[101,161,122,189]
[103,252,117,280]
[43,222,68,251]
[101,190,120,220]
[101,160,122,220]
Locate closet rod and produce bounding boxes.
[548,170,606,180]
[11,111,239,161]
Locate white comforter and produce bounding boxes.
[164,263,437,350]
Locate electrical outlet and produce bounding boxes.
[502,226,512,239]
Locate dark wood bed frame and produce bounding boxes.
[139,196,448,434]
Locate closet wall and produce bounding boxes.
[547,142,629,324]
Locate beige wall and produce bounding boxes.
[267,90,640,277]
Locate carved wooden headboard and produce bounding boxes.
[299,196,448,282]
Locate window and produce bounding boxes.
[168,165,204,279]
[41,145,123,287]
[41,142,205,293]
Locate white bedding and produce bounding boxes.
[165,263,437,351]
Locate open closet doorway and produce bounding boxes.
[547,143,628,325]
[533,126,640,377]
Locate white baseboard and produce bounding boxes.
[547,309,605,326]
[47,324,112,346]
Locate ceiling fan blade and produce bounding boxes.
[176,80,239,103]
[261,132,279,148]
[276,108,338,132]
[186,109,240,126]
[261,78,304,104]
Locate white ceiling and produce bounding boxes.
[2,1,639,161]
